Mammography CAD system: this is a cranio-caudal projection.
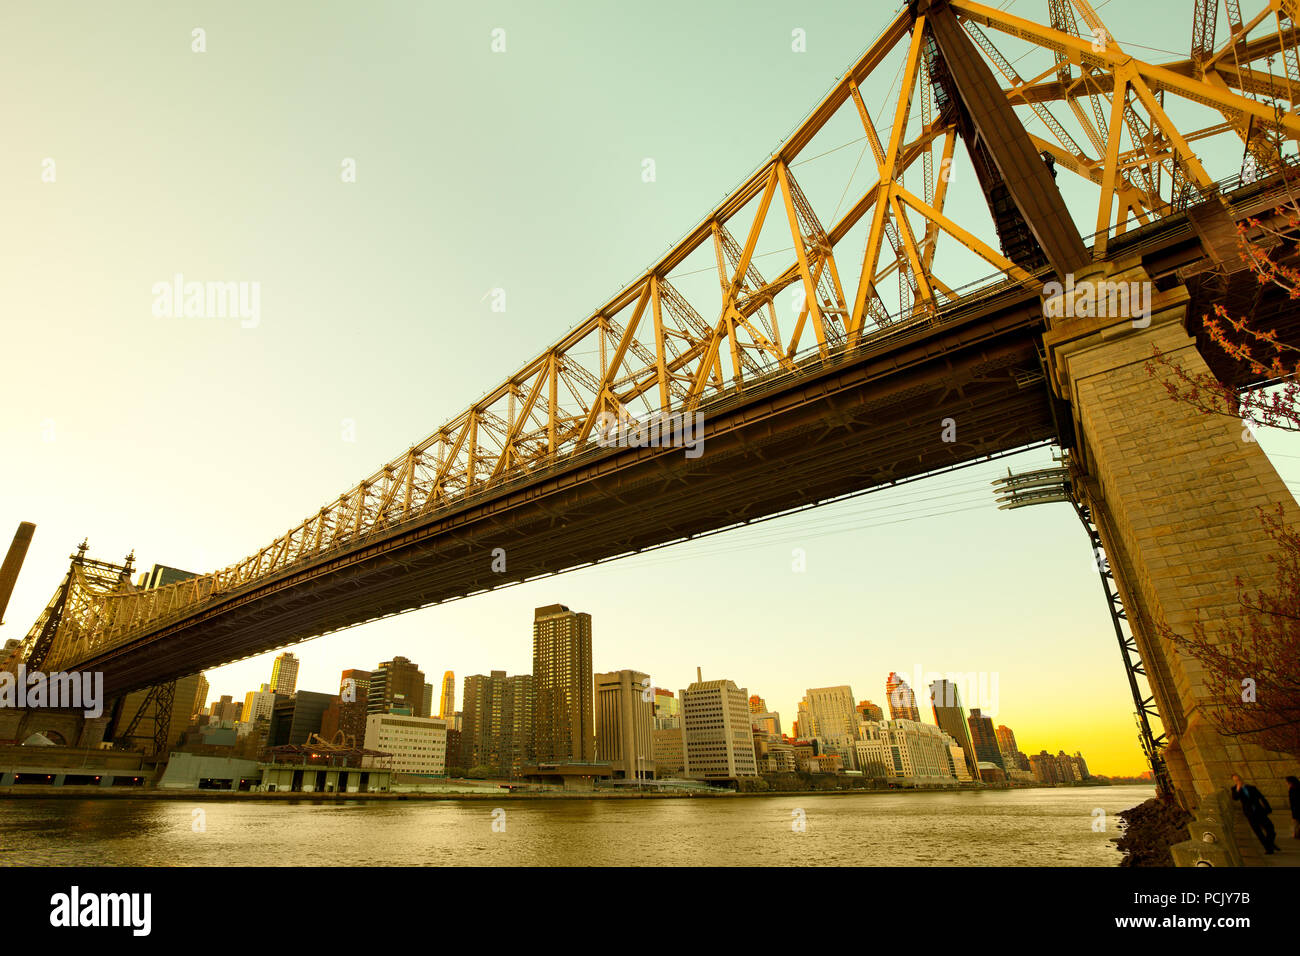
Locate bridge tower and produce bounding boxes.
[1044,253,1299,860]
[914,0,1297,854]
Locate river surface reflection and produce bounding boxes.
[1,785,1153,866]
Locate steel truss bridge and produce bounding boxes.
[11,1,1300,764]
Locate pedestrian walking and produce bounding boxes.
[1231,773,1281,854]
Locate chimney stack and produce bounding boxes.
[0,522,35,626]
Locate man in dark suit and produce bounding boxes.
[1231,773,1281,854]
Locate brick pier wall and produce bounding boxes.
[1045,258,1296,835]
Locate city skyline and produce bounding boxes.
[197,605,1122,777]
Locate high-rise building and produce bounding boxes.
[368,656,427,717]
[946,739,974,782]
[364,714,447,776]
[652,688,680,729]
[994,724,1031,771]
[268,690,334,747]
[794,701,809,740]
[531,604,593,762]
[461,670,534,776]
[967,708,1005,772]
[595,670,654,779]
[210,695,242,724]
[750,692,789,772]
[1030,750,1063,784]
[439,670,456,718]
[751,709,781,736]
[1056,750,1087,782]
[243,684,278,727]
[797,685,858,769]
[239,687,281,759]
[445,728,463,770]
[680,671,757,780]
[995,723,1019,758]
[886,672,921,722]
[140,564,198,589]
[192,674,210,721]
[652,728,686,777]
[856,700,884,722]
[1072,751,1090,779]
[320,698,342,741]
[270,652,300,697]
[930,680,981,781]
[334,669,371,744]
[797,686,857,738]
[856,722,892,779]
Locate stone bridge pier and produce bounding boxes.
[0,707,108,748]
[1045,255,1298,864]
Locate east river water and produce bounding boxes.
[0,784,1155,866]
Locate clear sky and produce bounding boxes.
[3,0,1296,776]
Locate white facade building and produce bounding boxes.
[242,684,277,725]
[798,685,860,770]
[680,675,757,780]
[363,714,448,776]
[855,719,960,785]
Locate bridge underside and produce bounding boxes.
[54,167,1300,705]
[69,173,1300,698]
[82,284,1057,696]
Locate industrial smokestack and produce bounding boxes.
[696,666,702,683]
[0,522,35,626]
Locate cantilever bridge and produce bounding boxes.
[9,0,1300,831]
